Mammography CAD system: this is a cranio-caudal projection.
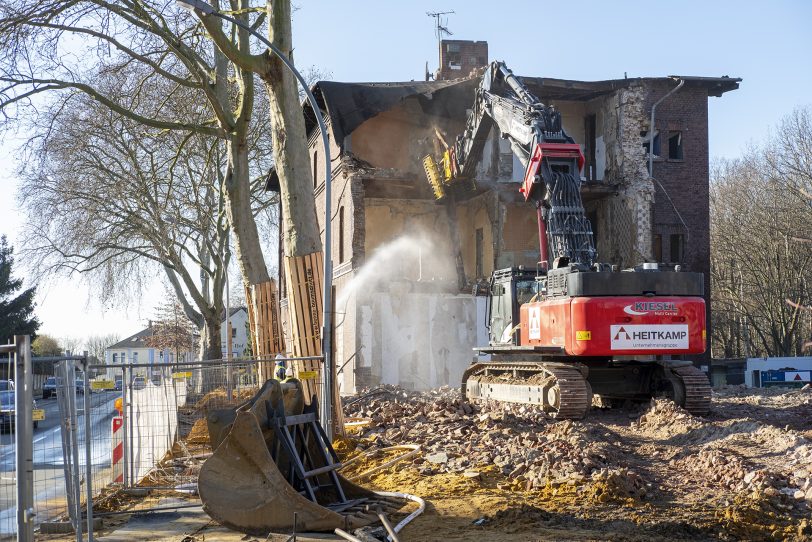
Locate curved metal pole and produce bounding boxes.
[180,2,334,437]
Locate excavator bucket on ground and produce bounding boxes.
[198,379,402,535]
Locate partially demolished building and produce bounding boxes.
[276,40,739,393]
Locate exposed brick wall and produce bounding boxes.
[646,83,712,357]
[437,40,488,81]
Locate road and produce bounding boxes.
[0,391,119,537]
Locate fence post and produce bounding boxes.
[127,365,135,486]
[67,361,82,542]
[122,365,129,488]
[14,335,34,542]
[82,354,94,542]
[55,361,76,530]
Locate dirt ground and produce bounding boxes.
[340,385,812,541]
[33,385,811,542]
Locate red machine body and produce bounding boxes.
[519,296,706,357]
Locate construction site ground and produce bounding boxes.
[337,384,812,541]
[35,384,811,542]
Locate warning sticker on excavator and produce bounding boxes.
[528,307,541,340]
[576,330,591,341]
[610,324,689,350]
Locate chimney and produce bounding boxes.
[437,40,488,81]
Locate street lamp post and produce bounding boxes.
[177,0,335,437]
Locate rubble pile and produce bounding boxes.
[340,384,812,539]
[672,423,812,503]
[345,386,635,494]
[677,449,757,491]
[636,397,704,435]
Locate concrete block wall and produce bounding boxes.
[357,290,486,392]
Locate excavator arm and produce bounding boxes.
[424,61,596,269]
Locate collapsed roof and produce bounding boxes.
[303,73,741,146]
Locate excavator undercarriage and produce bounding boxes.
[463,358,711,420]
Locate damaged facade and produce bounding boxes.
[275,41,739,393]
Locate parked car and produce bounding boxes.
[131,376,146,390]
[42,376,59,399]
[114,376,123,391]
[75,379,85,394]
[0,390,41,432]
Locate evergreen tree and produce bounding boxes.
[0,236,39,342]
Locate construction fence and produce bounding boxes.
[1,339,325,541]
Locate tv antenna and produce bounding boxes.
[426,10,454,43]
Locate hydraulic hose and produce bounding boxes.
[373,491,426,540]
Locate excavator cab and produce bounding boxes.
[487,267,542,346]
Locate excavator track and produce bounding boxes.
[465,363,591,420]
[670,364,712,416]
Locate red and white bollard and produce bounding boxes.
[112,416,124,483]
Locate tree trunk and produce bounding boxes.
[263,0,322,258]
[200,314,223,361]
[225,136,272,285]
[200,313,223,393]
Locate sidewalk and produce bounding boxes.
[94,499,340,542]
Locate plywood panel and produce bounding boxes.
[245,279,284,382]
[283,251,344,435]
[285,252,323,403]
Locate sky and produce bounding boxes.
[0,0,810,345]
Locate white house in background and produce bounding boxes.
[221,307,249,359]
[105,307,249,376]
[104,323,196,380]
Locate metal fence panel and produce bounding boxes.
[86,358,292,516]
[0,341,89,541]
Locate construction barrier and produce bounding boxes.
[111,416,124,484]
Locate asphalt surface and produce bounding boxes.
[0,391,120,536]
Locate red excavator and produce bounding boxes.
[423,62,711,419]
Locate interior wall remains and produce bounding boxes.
[349,99,465,176]
[356,291,486,391]
[581,86,654,267]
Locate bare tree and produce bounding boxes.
[18,85,234,359]
[146,298,197,364]
[767,107,812,353]
[710,151,812,358]
[84,333,121,364]
[0,0,275,295]
[194,0,322,260]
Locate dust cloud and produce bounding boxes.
[337,230,455,308]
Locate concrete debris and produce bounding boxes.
[344,383,812,518]
[346,385,622,492]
